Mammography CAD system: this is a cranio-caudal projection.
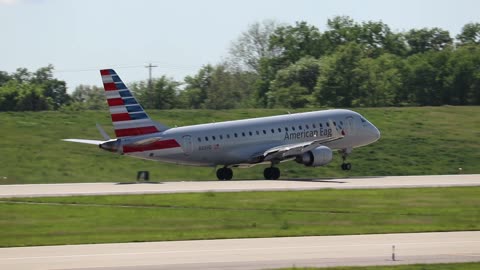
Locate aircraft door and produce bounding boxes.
[344,116,355,135]
[182,135,193,156]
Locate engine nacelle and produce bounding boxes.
[296,146,333,167]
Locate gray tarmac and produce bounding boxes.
[0,231,479,270]
[0,174,479,198]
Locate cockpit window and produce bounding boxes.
[361,118,366,123]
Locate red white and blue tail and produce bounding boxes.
[100,69,169,138]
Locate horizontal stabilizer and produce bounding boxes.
[62,139,105,145]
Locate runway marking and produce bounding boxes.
[2,240,479,261]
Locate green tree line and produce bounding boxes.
[1,17,479,111]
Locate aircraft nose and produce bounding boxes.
[371,124,381,142]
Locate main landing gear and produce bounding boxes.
[263,166,280,180]
[216,167,233,180]
[216,166,281,180]
[340,148,352,171]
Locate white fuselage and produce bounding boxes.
[121,109,380,167]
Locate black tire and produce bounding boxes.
[341,163,346,171]
[345,163,352,170]
[216,168,225,180]
[263,167,273,180]
[272,167,280,180]
[224,168,233,180]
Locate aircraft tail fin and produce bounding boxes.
[100,69,169,138]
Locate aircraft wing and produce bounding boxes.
[62,139,105,145]
[250,120,344,163]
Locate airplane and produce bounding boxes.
[64,69,381,180]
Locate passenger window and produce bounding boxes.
[256,130,260,135]
[271,129,274,133]
[292,126,296,131]
[249,131,253,136]
[298,125,302,130]
[227,134,230,139]
[319,123,323,128]
[263,130,267,134]
[306,124,309,129]
[219,135,223,140]
[242,132,246,137]
[333,121,336,126]
[326,122,330,127]
[340,121,343,125]
[205,136,209,141]
[278,128,282,132]
[234,133,238,138]
[198,137,201,142]
[285,127,289,131]
[212,136,216,140]
[312,123,316,128]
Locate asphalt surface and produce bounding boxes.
[0,174,479,198]
[1,231,479,270]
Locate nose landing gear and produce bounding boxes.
[340,148,352,171]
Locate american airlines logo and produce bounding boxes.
[284,128,333,141]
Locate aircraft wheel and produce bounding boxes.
[263,168,273,180]
[264,167,280,180]
[272,167,280,180]
[216,168,225,180]
[341,163,352,171]
[224,168,233,180]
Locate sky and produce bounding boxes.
[1,0,479,91]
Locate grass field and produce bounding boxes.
[280,262,480,270]
[0,186,478,247]
[0,106,479,184]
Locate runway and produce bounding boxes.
[0,231,479,270]
[0,174,479,198]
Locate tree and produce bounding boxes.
[315,43,365,107]
[12,68,31,83]
[228,20,280,73]
[130,76,180,109]
[15,83,52,111]
[0,81,52,111]
[404,49,452,105]
[405,28,453,55]
[71,85,107,110]
[353,54,404,106]
[31,65,70,109]
[180,65,214,109]
[269,21,323,66]
[255,21,322,107]
[0,71,11,87]
[267,82,311,108]
[267,56,321,108]
[358,21,407,57]
[322,16,361,54]
[456,22,480,45]
[447,45,480,105]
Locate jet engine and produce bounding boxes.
[295,146,333,167]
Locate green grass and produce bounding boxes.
[0,107,479,184]
[0,187,479,247]
[280,262,480,270]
